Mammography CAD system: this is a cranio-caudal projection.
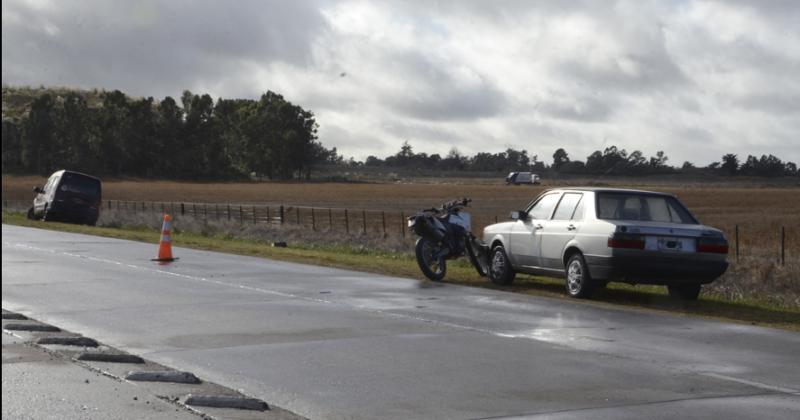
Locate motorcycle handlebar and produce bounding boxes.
[441,197,471,211]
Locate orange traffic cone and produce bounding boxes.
[152,214,178,262]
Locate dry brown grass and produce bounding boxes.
[4,175,797,249]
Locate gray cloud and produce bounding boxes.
[2,0,326,98]
[2,0,799,165]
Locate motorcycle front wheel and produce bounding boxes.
[415,237,447,281]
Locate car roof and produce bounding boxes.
[542,187,673,196]
[51,170,102,182]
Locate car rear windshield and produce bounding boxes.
[596,193,697,224]
[59,173,101,198]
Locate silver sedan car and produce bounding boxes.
[482,188,729,300]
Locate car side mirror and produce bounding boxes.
[33,186,44,194]
[510,211,527,221]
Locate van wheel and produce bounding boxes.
[489,245,516,285]
[565,253,595,298]
[668,284,701,301]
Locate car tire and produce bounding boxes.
[667,284,701,301]
[565,253,595,298]
[489,245,516,285]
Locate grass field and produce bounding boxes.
[4,175,798,253]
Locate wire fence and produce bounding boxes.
[2,199,793,266]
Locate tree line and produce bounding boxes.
[2,88,337,179]
[359,142,798,177]
[2,86,796,179]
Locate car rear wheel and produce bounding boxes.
[565,253,595,299]
[667,284,701,301]
[489,245,515,285]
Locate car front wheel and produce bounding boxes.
[565,253,595,298]
[489,245,516,285]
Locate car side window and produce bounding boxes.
[552,193,582,220]
[571,196,585,220]
[527,193,561,220]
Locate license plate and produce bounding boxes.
[645,237,695,252]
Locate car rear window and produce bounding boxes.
[596,193,696,224]
[59,173,101,198]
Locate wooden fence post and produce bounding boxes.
[328,208,333,230]
[253,205,257,224]
[345,209,349,234]
[267,206,271,223]
[227,204,231,221]
[312,208,316,231]
[382,211,386,237]
[781,226,785,266]
[362,210,367,235]
[735,225,739,262]
[296,207,300,225]
[239,205,243,224]
[280,205,285,224]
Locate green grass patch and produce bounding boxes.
[3,211,798,331]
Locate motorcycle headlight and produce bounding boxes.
[407,219,416,227]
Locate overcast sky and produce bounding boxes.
[3,0,799,165]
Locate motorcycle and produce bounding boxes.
[408,198,490,281]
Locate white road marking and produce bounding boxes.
[701,372,800,395]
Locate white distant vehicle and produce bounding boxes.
[506,172,540,185]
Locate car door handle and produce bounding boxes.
[534,224,544,230]
[567,224,576,231]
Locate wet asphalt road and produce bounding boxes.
[2,224,799,419]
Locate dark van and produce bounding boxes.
[28,170,102,225]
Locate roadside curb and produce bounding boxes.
[2,309,306,420]
[126,370,201,384]
[185,394,270,411]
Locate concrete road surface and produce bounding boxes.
[3,224,799,419]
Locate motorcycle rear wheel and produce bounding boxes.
[465,235,489,277]
[415,237,447,281]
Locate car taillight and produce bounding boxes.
[607,234,645,250]
[697,237,728,254]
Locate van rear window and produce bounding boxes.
[59,173,101,197]
[596,193,696,224]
